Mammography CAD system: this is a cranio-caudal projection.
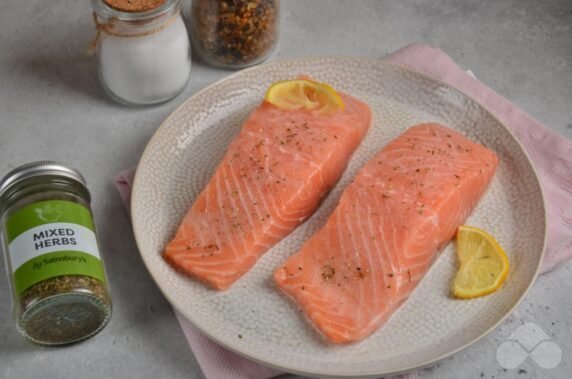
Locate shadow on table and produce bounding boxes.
[96,183,203,375]
[16,51,118,106]
[7,16,118,108]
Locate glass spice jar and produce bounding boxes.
[190,0,280,69]
[90,0,191,105]
[0,162,112,345]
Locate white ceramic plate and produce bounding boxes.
[131,58,545,378]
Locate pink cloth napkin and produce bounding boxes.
[114,43,572,378]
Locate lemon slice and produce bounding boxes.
[264,79,344,114]
[453,226,510,299]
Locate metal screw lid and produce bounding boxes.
[0,161,88,200]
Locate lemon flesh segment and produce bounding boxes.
[453,226,510,299]
[264,79,344,115]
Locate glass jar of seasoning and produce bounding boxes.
[190,0,280,69]
[90,0,191,105]
[0,162,112,345]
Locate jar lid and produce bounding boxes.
[103,0,166,13]
[92,0,180,22]
[0,161,88,200]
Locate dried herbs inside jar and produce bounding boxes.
[20,276,111,345]
[190,0,279,68]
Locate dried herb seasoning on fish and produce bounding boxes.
[163,79,371,290]
[274,123,499,344]
[190,0,280,68]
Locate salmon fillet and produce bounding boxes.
[164,88,371,289]
[274,123,499,343]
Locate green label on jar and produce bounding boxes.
[5,200,106,294]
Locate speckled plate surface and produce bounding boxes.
[131,57,545,378]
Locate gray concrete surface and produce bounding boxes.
[0,0,571,378]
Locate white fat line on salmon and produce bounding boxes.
[336,206,365,324]
[190,205,215,258]
[276,145,320,169]
[214,169,243,258]
[375,201,399,282]
[238,150,273,230]
[226,161,257,234]
[356,204,382,309]
[246,161,284,228]
[195,188,219,247]
[281,153,332,213]
[250,139,291,225]
[364,204,393,294]
[191,256,252,266]
[388,208,403,277]
[219,171,251,256]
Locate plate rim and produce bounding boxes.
[131,55,547,377]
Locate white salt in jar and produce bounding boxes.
[90,0,191,105]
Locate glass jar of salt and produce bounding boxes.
[90,0,191,105]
